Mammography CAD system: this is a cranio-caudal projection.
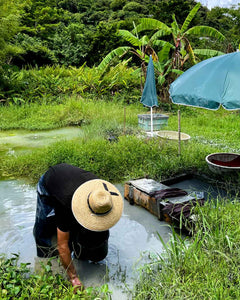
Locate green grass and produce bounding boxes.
[0,98,239,186]
[134,199,240,299]
[1,96,240,299]
[168,107,240,153]
[0,95,143,131]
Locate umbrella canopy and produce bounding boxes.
[141,55,159,108]
[140,55,158,137]
[170,51,240,110]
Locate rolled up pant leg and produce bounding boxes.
[33,176,58,258]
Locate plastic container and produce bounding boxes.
[157,130,190,142]
[138,114,169,131]
[206,152,240,174]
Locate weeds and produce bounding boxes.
[0,64,140,105]
[0,254,112,299]
[134,199,240,299]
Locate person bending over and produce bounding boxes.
[33,163,123,289]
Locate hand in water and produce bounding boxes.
[70,276,84,292]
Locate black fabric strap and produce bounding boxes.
[102,182,119,196]
[87,192,112,216]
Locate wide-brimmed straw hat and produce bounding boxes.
[72,179,123,231]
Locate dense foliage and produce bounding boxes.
[1,0,239,104]
[2,0,240,69]
[0,63,140,105]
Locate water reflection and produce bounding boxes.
[0,180,171,299]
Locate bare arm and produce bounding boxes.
[57,228,83,288]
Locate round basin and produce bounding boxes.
[157,130,190,142]
[206,152,240,174]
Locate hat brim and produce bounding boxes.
[72,179,124,231]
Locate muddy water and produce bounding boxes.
[0,180,172,299]
[0,127,83,155]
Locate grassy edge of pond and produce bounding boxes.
[1,97,240,299]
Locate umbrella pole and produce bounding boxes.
[123,106,126,135]
[151,107,153,137]
[178,109,181,155]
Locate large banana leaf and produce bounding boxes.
[181,3,201,33]
[134,18,171,35]
[118,30,142,47]
[171,15,180,37]
[194,49,225,57]
[158,43,174,62]
[98,46,131,70]
[185,26,225,41]
[150,29,172,41]
[139,35,149,46]
[153,40,174,49]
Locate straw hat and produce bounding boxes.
[72,179,124,231]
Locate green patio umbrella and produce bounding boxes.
[170,51,240,110]
[141,55,158,136]
[169,51,240,155]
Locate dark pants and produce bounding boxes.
[33,175,108,261]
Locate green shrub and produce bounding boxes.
[0,64,140,104]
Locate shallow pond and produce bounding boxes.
[0,180,172,299]
[0,127,83,155]
[0,128,236,298]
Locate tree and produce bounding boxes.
[0,0,23,64]
[205,5,240,52]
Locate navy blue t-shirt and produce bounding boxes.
[43,163,109,247]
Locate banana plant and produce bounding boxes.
[150,43,183,102]
[98,22,159,91]
[134,2,225,70]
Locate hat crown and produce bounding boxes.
[88,190,113,215]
